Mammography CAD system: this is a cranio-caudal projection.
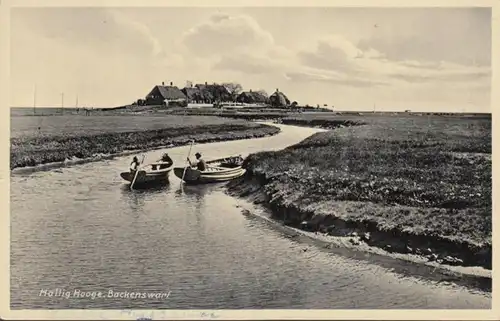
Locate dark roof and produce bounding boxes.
[148,85,187,100]
[194,83,231,101]
[194,85,214,101]
[236,91,269,104]
[269,90,290,106]
[182,87,203,100]
[158,86,186,100]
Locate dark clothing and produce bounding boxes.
[188,154,207,171]
[196,159,207,171]
[161,154,173,163]
[130,161,140,172]
[159,154,173,169]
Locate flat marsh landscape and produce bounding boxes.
[10,114,279,169]
[11,109,492,271]
[228,113,492,270]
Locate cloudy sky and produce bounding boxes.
[10,7,491,111]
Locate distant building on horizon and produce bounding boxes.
[269,89,290,107]
[144,82,187,107]
[141,81,292,108]
[194,82,232,104]
[181,86,204,104]
[173,82,233,104]
[236,90,269,105]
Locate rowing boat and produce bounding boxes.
[120,161,173,188]
[173,155,246,184]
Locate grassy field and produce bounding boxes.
[10,114,280,169]
[229,113,492,269]
[10,114,254,138]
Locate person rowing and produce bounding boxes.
[187,152,207,171]
[158,152,173,169]
[130,156,140,172]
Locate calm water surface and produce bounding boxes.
[10,124,490,309]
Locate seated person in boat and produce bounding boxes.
[130,156,140,172]
[221,155,244,167]
[187,152,207,171]
[158,152,173,169]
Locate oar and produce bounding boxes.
[180,140,195,188]
[130,154,145,191]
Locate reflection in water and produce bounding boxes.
[120,183,172,212]
[179,183,222,202]
[120,185,147,212]
[10,124,491,309]
[176,184,221,250]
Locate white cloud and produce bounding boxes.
[108,10,163,58]
[177,13,491,110]
[184,13,490,92]
[295,34,491,88]
[284,70,387,87]
[10,8,491,111]
[181,13,274,57]
[214,53,278,74]
[13,8,176,62]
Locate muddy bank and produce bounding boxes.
[11,124,280,170]
[278,118,366,129]
[226,115,491,271]
[227,172,491,271]
[232,189,491,293]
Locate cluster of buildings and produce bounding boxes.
[137,82,292,108]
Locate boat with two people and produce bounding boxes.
[120,153,174,188]
[173,152,246,185]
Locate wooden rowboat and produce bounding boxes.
[173,155,246,185]
[120,161,173,188]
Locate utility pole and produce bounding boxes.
[61,92,64,114]
[33,84,37,116]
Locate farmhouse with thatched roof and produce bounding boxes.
[269,88,290,107]
[194,82,232,104]
[181,86,204,104]
[236,90,269,104]
[145,82,187,106]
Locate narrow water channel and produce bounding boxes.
[10,124,490,309]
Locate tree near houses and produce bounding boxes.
[222,82,243,102]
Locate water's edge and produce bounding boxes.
[11,127,281,175]
[225,173,491,292]
[12,120,491,294]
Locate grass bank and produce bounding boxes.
[227,114,492,270]
[10,115,280,170]
[278,117,366,129]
